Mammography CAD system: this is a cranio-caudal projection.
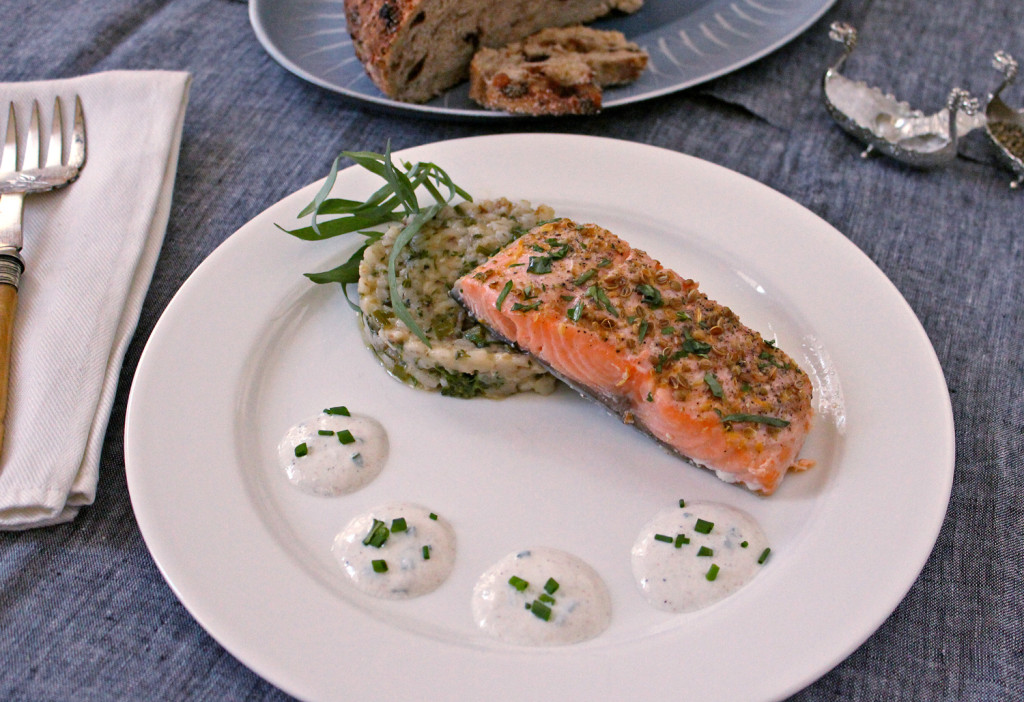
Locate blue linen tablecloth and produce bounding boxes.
[1,0,1021,699]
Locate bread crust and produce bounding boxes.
[344,0,644,103]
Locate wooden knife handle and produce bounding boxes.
[0,283,17,453]
[0,252,23,456]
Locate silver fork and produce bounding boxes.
[0,96,87,452]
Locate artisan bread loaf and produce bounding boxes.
[469,26,648,115]
[344,0,644,103]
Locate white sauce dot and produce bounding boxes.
[472,547,611,646]
[631,502,769,613]
[278,411,388,496]
[332,504,456,599]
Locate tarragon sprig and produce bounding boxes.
[279,142,471,346]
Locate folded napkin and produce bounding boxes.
[0,71,191,529]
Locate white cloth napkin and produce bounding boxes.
[0,71,191,529]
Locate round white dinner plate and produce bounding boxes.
[125,134,954,701]
[249,0,836,117]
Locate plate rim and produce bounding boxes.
[125,133,954,701]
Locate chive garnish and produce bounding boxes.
[495,280,513,310]
[362,519,390,548]
[597,257,612,268]
[758,547,772,564]
[428,512,438,520]
[317,429,334,436]
[538,593,555,604]
[637,318,649,344]
[704,372,724,398]
[422,545,431,560]
[543,578,560,595]
[674,534,690,548]
[678,499,686,508]
[324,406,350,416]
[371,559,388,573]
[586,285,618,317]
[337,429,356,445]
[694,518,714,534]
[697,546,714,557]
[294,442,308,457]
[509,575,529,592]
[391,517,408,533]
[706,564,720,581]
[721,413,790,428]
[654,534,674,544]
[511,301,541,312]
[740,541,749,548]
[529,600,552,621]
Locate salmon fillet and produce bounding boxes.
[451,219,813,494]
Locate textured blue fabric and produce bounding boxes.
[1,0,1021,699]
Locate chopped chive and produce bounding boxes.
[538,593,555,604]
[654,534,674,544]
[317,429,334,436]
[511,301,541,312]
[391,517,408,533]
[597,257,612,268]
[324,406,350,416]
[422,545,431,560]
[543,577,559,595]
[337,429,356,445]
[574,269,596,286]
[678,499,686,508]
[508,575,529,592]
[294,442,308,457]
[661,325,675,335]
[694,518,714,534]
[721,413,790,428]
[706,564,720,581]
[697,546,714,557]
[674,534,690,548]
[703,372,724,398]
[758,547,772,565]
[637,318,649,344]
[529,600,552,621]
[361,519,390,548]
[740,541,749,548]
[495,280,514,310]
[428,512,438,520]
[371,559,388,573]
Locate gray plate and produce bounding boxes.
[249,0,836,118]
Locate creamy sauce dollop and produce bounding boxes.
[471,547,611,646]
[631,501,770,613]
[332,503,456,599]
[278,409,388,496]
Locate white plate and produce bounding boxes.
[125,134,953,701]
[249,0,836,117]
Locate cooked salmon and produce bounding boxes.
[451,218,813,494]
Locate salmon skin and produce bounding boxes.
[451,218,813,494]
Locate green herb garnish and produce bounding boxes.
[636,284,663,307]
[527,256,553,274]
[495,280,513,310]
[674,534,690,548]
[324,406,351,416]
[654,534,674,544]
[317,430,334,436]
[362,519,390,548]
[697,546,714,557]
[544,578,560,595]
[294,442,308,457]
[371,559,388,573]
[280,143,471,345]
[391,517,408,533]
[704,372,724,398]
[422,545,431,560]
[574,269,596,286]
[567,299,584,322]
[509,575,529,592]
[721,413,790,428]
[694,518,714,534]
[337,429,356,445]
[758,547,772,565]
[529,600,552,621]
[638,318,649,344]
[706,564,720,581]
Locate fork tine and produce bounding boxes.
[68,95,86,169]
[23,101,41,170]
[0,104,17,174]
[46,97,64,168]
